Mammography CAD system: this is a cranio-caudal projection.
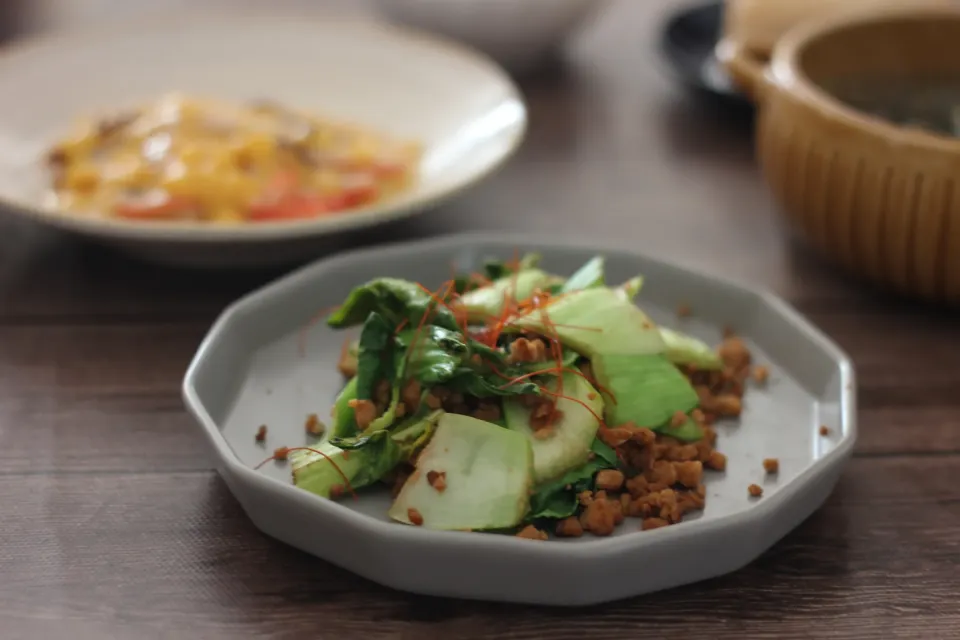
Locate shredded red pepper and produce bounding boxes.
[254,446,358,500]
[538,386,608,430]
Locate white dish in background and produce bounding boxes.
[372,0,610,73]
[182,232,856,606]
[0,13,526,268]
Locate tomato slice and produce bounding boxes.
[249,182,380,221]
[323,183,379,211]
[371,161,408,180]
[248,194,325,221]
[266,170,299,195]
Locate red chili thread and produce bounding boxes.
[521,288,566,425]
[405,279,457,371]
[495,363,616,404]
[538,386,608,429]
[416,281,469,337]
[254,446,358,499]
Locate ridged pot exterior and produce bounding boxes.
[757,89,960,304]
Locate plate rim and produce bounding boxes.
[0,12,528,243]
[182,230,858,559]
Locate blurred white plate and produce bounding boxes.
[372,0,610,73]
[0,12,526,267]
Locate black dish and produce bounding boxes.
[658,1,753,112]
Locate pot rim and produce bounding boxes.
[769,2,960,152]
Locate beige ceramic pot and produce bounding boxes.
[718,3,960,304]
[723,0,886,59]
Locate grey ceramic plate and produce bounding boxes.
[182,232,856,606]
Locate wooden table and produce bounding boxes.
[1,1,958,638]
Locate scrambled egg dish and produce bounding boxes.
[46,93,422,223]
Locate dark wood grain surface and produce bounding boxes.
[1,1,959,638]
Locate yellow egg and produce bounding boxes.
[239,132,276,160]
[313,126,335,149]
[98,152,149,187]
[208,150,238,175]
[229,147,253,171]
[47,93,422,225]
[57,131,97,161]
[161,163,206,198]
[116,165,154,189]
[313,169,342,195]
[348,136,380,165]
[230,133,279,172]
[209,171,257,207]
[64,164,100,193]
[177,143,207,168]
[210,206,244,223]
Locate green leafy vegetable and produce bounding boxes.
[445,367,540,398]
[355,312,396,401]
[451,275,475,295]
[616,276,645,301]
[465,339,509,364]
[396,326,468,385]
[504,372,604,483]
[391,410,444,451]
[339,339,360,377]
[482,260,510,282]
[388,413,535,530]
[294,412,442,499]
[327,278,459,333]
[660,326,722,371]
[591,353,701,441]
[352,313,469,434]
[330,376,359,438]
[291,432,400,499]
[469,336,578,375]
[665,415,705,442]
[561,256,605,293]
[526,439,618,521]
[401,328,548,399]
[331,409,440,450]
[398,326,541,398]
[461,268,561,323]
[481,252,543,281]
[510,287,665,357]
[590,438,619,467]
[366,385,401,433]
[515,348,580,374]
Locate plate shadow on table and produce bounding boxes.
[195,476,383,593]
[190,475,466,627]
[195,475,851,628]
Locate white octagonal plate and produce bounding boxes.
[182,232,856,606]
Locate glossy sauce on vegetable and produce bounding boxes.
[46,93,422,223]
